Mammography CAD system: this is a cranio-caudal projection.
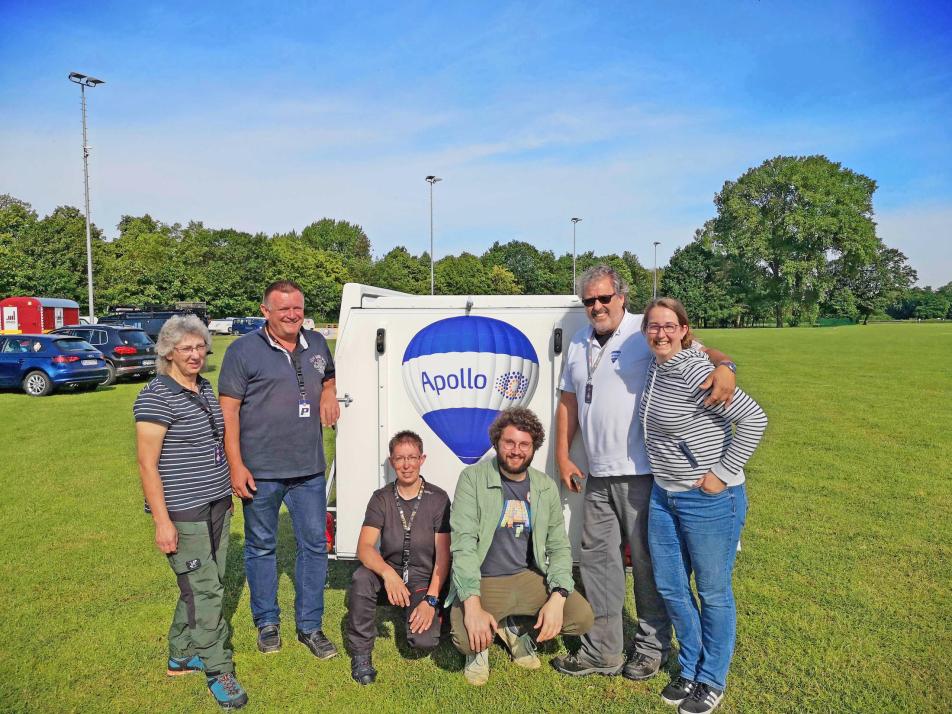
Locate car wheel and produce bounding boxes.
[22,370,53,397]
[101,362,117,386]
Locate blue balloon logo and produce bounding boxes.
[402,316,540,464]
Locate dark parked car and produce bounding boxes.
[230,317,266,335]
[53,324,157,386]
[0,335,108,396]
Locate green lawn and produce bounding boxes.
[0,324,949,713]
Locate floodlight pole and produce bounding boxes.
[68,72,105,321]
[571,217,582,292]
[426,175,442,295]
[653,241,661,298]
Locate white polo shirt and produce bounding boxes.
[559,311,653,476]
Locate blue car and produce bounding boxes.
[0,334,109,396]
[230,317,266,335]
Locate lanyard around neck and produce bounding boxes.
[394,477,425,583]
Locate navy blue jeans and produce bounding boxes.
[647,482,747,691]
[242,473,327,633]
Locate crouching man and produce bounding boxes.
[345,431,451,685]
[449,407,594,685]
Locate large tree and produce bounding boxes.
[711,155,879,326]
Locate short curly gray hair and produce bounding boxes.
[577,264,629,308]
[155,315,211,375]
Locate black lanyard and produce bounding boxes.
[394,477,425,583]
[184,383,221,443]
[267,326,308,401]
[290,352,308,401]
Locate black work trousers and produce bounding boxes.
[345,565,442,656]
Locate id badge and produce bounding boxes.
[298,400,311,418]
[214,443,225,466]
[584,382,593,404]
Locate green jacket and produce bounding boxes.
[447,457,575,606]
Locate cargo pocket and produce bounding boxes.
[167,521,213,630]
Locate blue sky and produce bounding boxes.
[2,1,950,286]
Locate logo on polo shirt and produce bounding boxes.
[309,354,326,375]
[611,350,621,364]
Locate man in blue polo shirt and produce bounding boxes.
[219,280,340,660]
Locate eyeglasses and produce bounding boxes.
[500,438,533,453]
[174,344,208,355]
[645,323,682,335]
[581,293,616,308]
[391,455,422,465]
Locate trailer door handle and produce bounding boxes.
[337,393,354,407]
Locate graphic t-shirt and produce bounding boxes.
[480,473,533,577]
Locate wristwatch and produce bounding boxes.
[718,360,737,374]
[423,595,440,608]
[551,587,569,599]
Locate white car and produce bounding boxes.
[208,318,235,335]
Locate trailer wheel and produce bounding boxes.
[23,371,53,397]
[100,362,117,386]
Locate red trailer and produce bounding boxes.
[0,297,81,334]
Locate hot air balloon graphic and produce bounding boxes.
[402,316,540,464]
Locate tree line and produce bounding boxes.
[1,154,946,325]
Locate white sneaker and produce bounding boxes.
[464,649,490,686]
[496,618,541,669]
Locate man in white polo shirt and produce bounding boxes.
[552,265,737,680]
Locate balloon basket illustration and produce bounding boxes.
[402,315,540,464]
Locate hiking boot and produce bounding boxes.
[351,654,377,685]
[496,617,541,670]
[206,673,248,710]
[679,682,724,714]
[257,624,281,654]
[464,649,490,686]
[167,655,204,676]
[661,676,697,706]
[622,650,664,681]
[551,653,623,677]
[297,629,339,659]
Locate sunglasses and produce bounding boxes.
[581,293,616,308]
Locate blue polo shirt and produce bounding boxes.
[218,328,335,480]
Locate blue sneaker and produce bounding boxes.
[167,655,204,676]
[206,673,248,710]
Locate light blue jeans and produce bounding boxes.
[242,473,327,633]
[647,482,747,691]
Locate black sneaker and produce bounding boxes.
[297,629,339,659]
[661,676,696,706]
[551,653,623,677]
[622,650,664,681]
[257,624,281,654]
[679,682,724,714]
[351,654,377,685]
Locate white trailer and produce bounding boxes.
[328,283,624,561]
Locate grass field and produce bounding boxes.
[1,324,949,713]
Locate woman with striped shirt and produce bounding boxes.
[638,298,767,714]
[134,315,248,710]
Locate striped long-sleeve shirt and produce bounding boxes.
[639,347,767,492]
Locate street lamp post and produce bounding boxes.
[425,175,442,295]
[652,241,661,298]
[571,217,582,292]
[68,72,105,322]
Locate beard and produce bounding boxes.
[498,450,535,476]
